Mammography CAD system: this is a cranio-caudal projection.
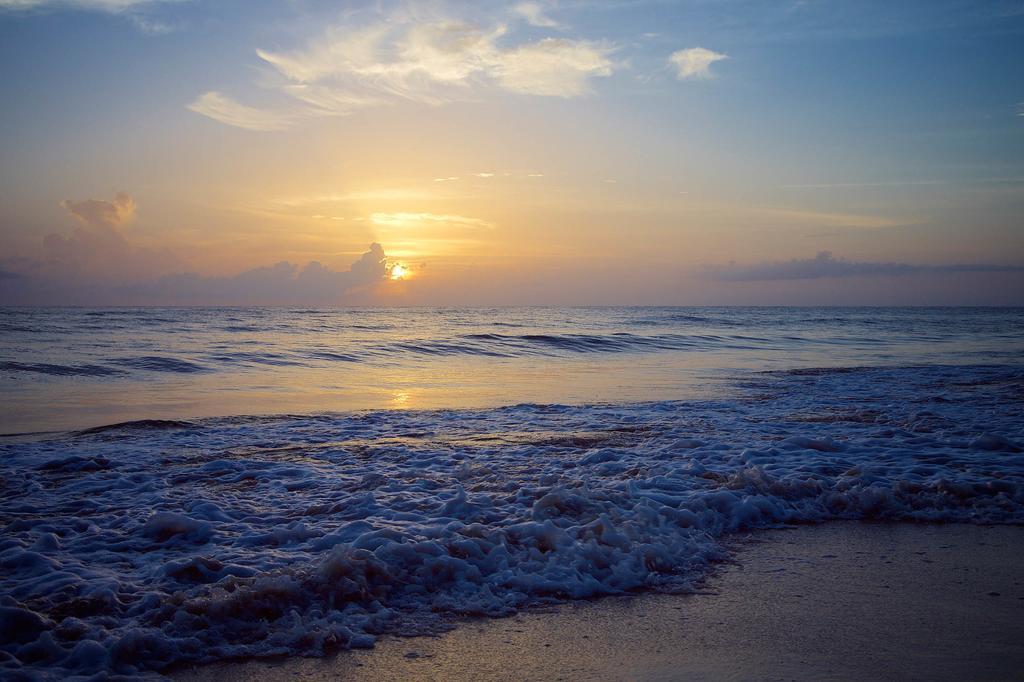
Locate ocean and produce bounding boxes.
[2,306,1023,678]
[3,306,1023,433]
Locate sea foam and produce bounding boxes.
[1,364,1022,678]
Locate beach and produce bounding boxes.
[4,0,1024,677]
[2,308,1022,679]
[175,522,1024,681]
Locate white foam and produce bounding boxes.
[1,364,1022,678]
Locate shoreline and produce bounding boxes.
[173,521,1024,681]
[5,359,1021,679]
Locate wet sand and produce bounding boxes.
[174,522,1024,681]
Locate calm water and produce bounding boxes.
[2,306,1023,432]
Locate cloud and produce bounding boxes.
[0,192,183,297]
[34,192,180,283]
[0,0,159,8]
[191,16,617,130]
[705,251,1024,281]
[60,191,136,229]
[131,244,390,305]
[669,47,727,79]
[369,212,493,229]
[0,192,396,305]
[1,0,183,34]
[751,206,918,229]
[513,2,560,29]
[187,92,299,132]
[274,188,437,207]
[1,232,394,305]
[782,180,946,189]
[495,38,613,96]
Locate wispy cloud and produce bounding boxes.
[0,0,159,7]
[369,212,493,229]
[513,1,561,29]
[782,180,947,189]
[1,0,182,33]
[186,92,300,132]
[190,14,617,130]
[705,251,1024,281]
[493,37,614,96]
[273,188,437,208]
[669,47,727,79]
[753,206,918,229]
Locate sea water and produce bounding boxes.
[3,306,1022,433]
[1,307,1022,678]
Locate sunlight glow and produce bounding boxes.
[390,263,409,280]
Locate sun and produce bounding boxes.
[389,263,409,280]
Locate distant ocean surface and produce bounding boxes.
[2,307,1023,678]
[2,306,1023,433]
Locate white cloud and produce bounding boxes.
[186,92,298,132]
[369,212,493,229]
[399,22,505,85]
[127,13,174,34]
[495,38,613,97]
[275,188,437,207]
[513,1,560,29]
[191,17,617,130]
[669,47,728,79]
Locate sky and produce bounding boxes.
[1,0,1023,305]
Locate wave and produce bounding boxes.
[205,351,305,367]
[4,309,1024,388]
[306,350,361,363]
[111,356,210,373]
[458,331,783,354]
[74,418,198,436]
[0,361,125,377]
[1,364,1021,678]
[0,325,1000,382]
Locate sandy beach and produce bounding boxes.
[174,522,1024,681]
[4,0,1024,677]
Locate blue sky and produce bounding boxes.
[1,0,1023,304]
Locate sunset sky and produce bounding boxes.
[1,0,1023,305]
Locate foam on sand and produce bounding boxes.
[1,364,1022,678]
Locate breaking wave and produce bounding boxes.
[1,364,1023,678]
